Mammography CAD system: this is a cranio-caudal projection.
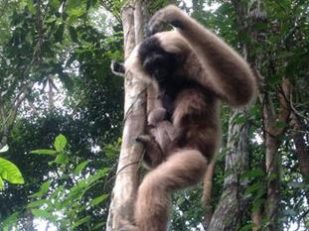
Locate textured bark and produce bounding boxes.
[263,79,290,231]
[208,1,252,230]
[202,159,215,229]
[208,107,250,231]
[290,112,309,201]
[264,130,280,231]
[233,1,291,230]
[106,1,147,230]
[252,210,262,231]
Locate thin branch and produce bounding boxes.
[122,84,149,124]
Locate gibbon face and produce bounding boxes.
[138,36,184,84]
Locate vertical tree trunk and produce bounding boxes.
[263,80,290,231]
[232,1,291,229]
[208,108,250,231]
[264,124,281,231]
[202,159,215,229]
[208,1,252,230]
[106,1,147,230]
[290,112,309,201]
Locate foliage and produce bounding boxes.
[0,145,24,189]
[0,0,123,230]
[23,134,116,230]
[0,0,308,230]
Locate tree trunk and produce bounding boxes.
[208,1,252,230]
[252,209,263,231]
[208,108,250,231]
[263,80,290,231]
[264,127,281,231]
[290,112,309,202]
[106,0,147,231]
[106,1,148,230]
[202,159,215,229]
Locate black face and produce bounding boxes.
[142,52,175,82]
[139,36,182,84]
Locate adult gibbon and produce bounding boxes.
[113,5,257,231]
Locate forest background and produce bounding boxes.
[0,0,308,231]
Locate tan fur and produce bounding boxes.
[135,150,207,231]
[152,5,257,106]
[124,45,152,84]
[122,5,256,231]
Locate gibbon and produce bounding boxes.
[136,111,176,169]
[111,61,176,169]
[113,5,257,231]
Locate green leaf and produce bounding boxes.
[0,157,24,185]
[74,160,89,175]
[69,26,78,43]
[93,222,105,230]
[30,181,51,198]
[54,134,67,152]
[275,120,287,129]
[54,153,69,165]
[232,113,246,124]
[27,0,36,14]
[252,198,265,212]
[0,145,9,153]
[72,216,91,228]
[0,177,4,189]
[245,182,261,195]
[27,199,50,208]
[54,24,65,43]
[239,223,254,231]
[50,0,60,9]
[31,209,56,221]
[2,212,19,231]
[242,168,265,180]
[67,0,87,18]
[31,149,57,156]
[90,194,108,206]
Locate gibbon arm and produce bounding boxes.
[148,5,257,106]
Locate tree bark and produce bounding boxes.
[106,1,147,230]
[208,1,252,230]
[290,112,309,202]
[263,79,290,231]
[208,108,250,231]
[202,159,215,229]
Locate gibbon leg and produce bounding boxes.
[136,133,164,168]
[137,120,177,168]
[135,149,207,231]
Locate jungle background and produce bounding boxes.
[0,0,308,230]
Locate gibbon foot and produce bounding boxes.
[136,134,164,169]
[148,107,167,126]
[135,134,152,145]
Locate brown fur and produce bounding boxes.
[121,5,256,231]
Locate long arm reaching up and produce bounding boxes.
[148,5,257,106]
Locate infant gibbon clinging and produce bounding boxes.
[113,5,257,231]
